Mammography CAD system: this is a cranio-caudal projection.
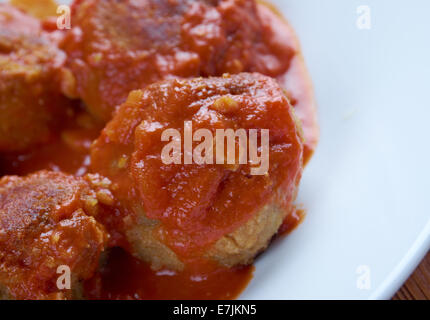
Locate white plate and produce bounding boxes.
[10,0,430,299]
[240,0,430,299]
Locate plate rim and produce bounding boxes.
[370,219,430,299]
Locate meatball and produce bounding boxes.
[91,73,304,270]
[0,171,110,300]
[62,0,295,122]
[0,4,72,153]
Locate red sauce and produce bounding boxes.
[85,247,254,300]
[0,108,103,177]
[0,1,315,300]
[0,106,257,300]
[257,3,319,164]
[278,206,306,237]
[1,114,301,301]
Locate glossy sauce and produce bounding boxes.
[258,3,319,164]
[0,107,260,299]
[1,104,305,300]
[0,1,316,300]
[85,247,254,300]
[278,206,306,237]
[83,207,302,300]
[0,107,102,177]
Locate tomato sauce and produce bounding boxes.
[0,106,257,299]
[278,206,306,237]
[0,1,316,300]
[83,206,302,300]
[85,247,254,300]
[0,107,103,177]
[257,3,319,164]
[0,95,305,300]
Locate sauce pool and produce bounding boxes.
[85,247,254,300]
[83,208,303,300]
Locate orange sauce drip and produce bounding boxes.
[278,207,306,237]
